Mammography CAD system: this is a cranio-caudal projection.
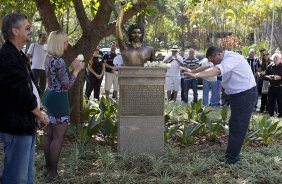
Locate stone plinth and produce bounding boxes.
[118,67,166,156]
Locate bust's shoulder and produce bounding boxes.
[143,45,154,53]
[146,45,154,50]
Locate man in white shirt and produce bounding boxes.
[200,58,219,106]
[185,46,257,164]
[27,33,48,94]
[163,45,185,101]
[113,54,124,67]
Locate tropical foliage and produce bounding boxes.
[62,98,282,148]
[1,0,282,122]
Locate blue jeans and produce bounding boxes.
[214,80,221,106]
[181,78,198,103]
[0,132,36,184]
[202,80,218,106]
[226,86,257,164]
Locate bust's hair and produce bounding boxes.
[1,12,27,41]
[206,46,223,58]
[127,23,144,43]
[47,30,67,57]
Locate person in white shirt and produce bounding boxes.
[185,46,257,164]
[163,45,185,101]
[113,54,124,67]
[27,33,48,94]
[200,58,219,106]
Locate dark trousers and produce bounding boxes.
[181,78,198,103]
[226,86,257,164]
[85,74,103,100]
[257,78,263,95]
[267,86,282,117]
[260,94,268,112]
[32,69,46,94]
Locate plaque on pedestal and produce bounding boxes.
[118,67,166,156]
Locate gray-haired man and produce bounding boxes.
[0,12,49,183]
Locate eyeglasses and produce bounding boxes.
[16,25,31,31]
[24,26,31,31]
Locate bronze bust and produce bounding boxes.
[116,2,155,66]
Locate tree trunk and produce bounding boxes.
[35,0,155,123]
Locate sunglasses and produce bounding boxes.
[263,54,269,56]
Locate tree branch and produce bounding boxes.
[91,0,115,27]
[100,0,155,37]
[34,0,60,33]
[72,0,91,33]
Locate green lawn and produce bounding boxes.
[34,140,282,184]
[31,102,282,183]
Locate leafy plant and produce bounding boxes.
[69,97,118,146]
[186,99,212,124]
[178,122,203,145]
[202,106,228,141]
[177,100,210,145]
[164,101,186,141]
[205,120,223,141]
[256,116,282,145]
[244,129,259,146]
[80,96,100,123]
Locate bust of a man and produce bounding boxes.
[116,2,155,66]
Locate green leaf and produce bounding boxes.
[268,121,279,133]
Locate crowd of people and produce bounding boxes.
[161,45,282,120]
[1,10,282,183]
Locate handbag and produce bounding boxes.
[262,80,270,94]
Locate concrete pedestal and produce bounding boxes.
[118,67,166,156]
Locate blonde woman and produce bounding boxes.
[42,30,84,180]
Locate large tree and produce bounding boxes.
[33,0,155,123]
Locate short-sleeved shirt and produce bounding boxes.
[200,58,217,81]
[91,56,103,74]
[113,54,123,66]
[163,54,183,77]
[27,42,48,70]
[216,51,256,95]
[247,57,261,75]
[183,57,200,79]
[103,51,117,73]
[183,57,200,67]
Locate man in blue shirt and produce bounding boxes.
[185,46,257,164]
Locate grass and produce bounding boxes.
[33,140,282,184]
[1,104,281,183]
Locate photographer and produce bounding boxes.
[163,45,185,101]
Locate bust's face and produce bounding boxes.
[130,28,142,43]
